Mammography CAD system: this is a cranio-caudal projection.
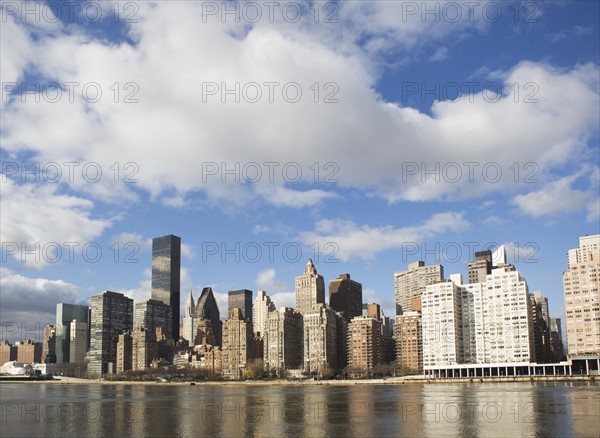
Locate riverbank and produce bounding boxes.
[2,375,596,386]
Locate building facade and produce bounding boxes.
[263,307,303,374]
[228,289,253,321]
[87,291,134,376]
[295,259,325,315]
[394,261,444,316]
[16,339,42,364]
[394,311,422,372]
[135,299,173,340]
[221,308,254,379]
[194,287,222,346]
[0,341,17,365]
[41,324,56,363]
[329,274,363,321]
[563,235,600,356]
[182,290,195,344]
[252,290,275,337]
[55,303,89,363]
[302,306,337,373]
[467,250,492,284]
[151,234,181,340]
[347,316,382,375]
[69,320,88,363]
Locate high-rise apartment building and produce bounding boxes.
[394,261,444,316]
[347,316,382,375]
[394,311,422,372]
[549,317,565,361]
[467,250,492,284]
[302,306,337,373]
[563,234,600,356]
[151,234,181,340]
[69,320,88,363]
[263,307,303,374]
[228,289,253,321]
[55,303,89,363]
[0,341,17,365]
[194,287,222,346]
[135,299,172,340]
[16,339,42,364]
[252,290,275,337]
[295,259,325,315]
[182,290,195,343]
[222,308,254,379]
[422,267,535,369]
[87,291,134,375]
[329,274,363,321]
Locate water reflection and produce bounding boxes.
[0,382,598,437]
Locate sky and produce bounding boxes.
[1,0,599,342]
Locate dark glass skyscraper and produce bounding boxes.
[55,303,90,363]
[228,289,253,321]
[151,234,181,340]
[194,287,222,347]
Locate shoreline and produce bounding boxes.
[1,375,596,386]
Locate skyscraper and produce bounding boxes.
[69,320,88,363]
[41,324,56,364]
[194,287,222,347]
[182,290,196,343]
[222,308,254,379]
[228,289,253,321]
[263,307,303,374]
[563,234,600,356]
[303,306,337,373]
[151,234,181,340]
[55,303,90,363]
[347,316,382,376]
[467,250,492,284]
[252,290,275,337]
[87,291,134,376]
[135,299,173,340]
[295,259,325,315]
[329,274,363,321]
[394,261,444,316]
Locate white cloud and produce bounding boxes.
[0,179,112,268]
[0,3,598,211]
[0,267,81,342]
[255,268,294,309]
[429,46,449,62]
[298,211,470,261]
[512,169,598,220]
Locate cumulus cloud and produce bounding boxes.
[298,211,470,261]
[255,268,294,309]
[0,179,112,268]
[0,2,597,211]
[0,268,81,342]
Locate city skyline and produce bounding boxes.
[1,1,598,350]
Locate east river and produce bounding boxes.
[1,381,598,437]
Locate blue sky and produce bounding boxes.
[1,1,599,341]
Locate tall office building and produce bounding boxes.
[228,289,253,321]
[394,261,444,316]
[329,274,363,321]
[87,291,134,375]
[467,250,492,284]
[55,303,89,363]
[549,317,565,361]
[182,290,196,343]
[69,320,88,363]
[347,316,382,375]
[135,299,172,340]
[151,234,181,340]
[263,307,303,374]
[194,287,222,347]
[530,291,551,362]
[295,259,325,315]
[252,290,275,337]
[563,234,600,356]
[222,308,254,379]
